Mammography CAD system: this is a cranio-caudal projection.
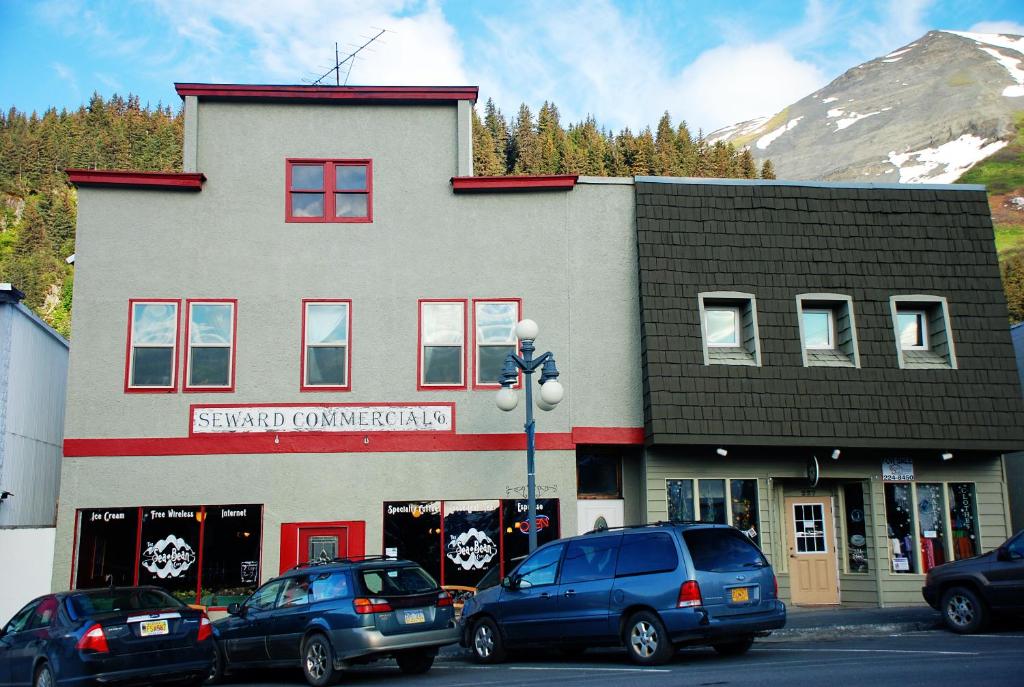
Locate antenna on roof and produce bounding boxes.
[310,28,388,87]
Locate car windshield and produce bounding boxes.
[66,588,183,619]
[359,566,437,596]
[683,528,768,572]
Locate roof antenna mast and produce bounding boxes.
[310,29,388,87]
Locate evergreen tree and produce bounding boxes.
[739,148,757,179]
[760,159,776,179]
[483,99,510,173]
[471,108,503,176]
[510,104,541,175]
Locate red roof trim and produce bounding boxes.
[175,83,478,104]
[451,175,579,193]
[66,169,206,191]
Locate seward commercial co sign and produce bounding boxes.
[190,403,455,434]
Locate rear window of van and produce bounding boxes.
[683,528,767,572]
[615,532,678,577]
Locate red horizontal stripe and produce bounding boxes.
[63,427,643,457]
[451,175,578,192]
[66,169,206,191]
[175,83,479,103]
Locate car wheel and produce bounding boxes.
[302,634,338,686]
[623,611,674,666]
[471,617,507,664]
[712,635,755,656]
[34,663,55,687]
[396,649,435,675]
[205,641,224,684]
[941,586,988,634]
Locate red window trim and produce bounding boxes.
[183,299,238,393]
[472,298,523,390]
[286,159,373,223]
[66,169,206,191]
[124,298,181,393]
[175,83,479,103]
[450,175,578,193]
[300,299,353,392]
[417,298,468,391]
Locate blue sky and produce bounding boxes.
[1,0,1022,133]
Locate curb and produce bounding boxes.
[764,619,941,641]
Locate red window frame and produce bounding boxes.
[417,298,468,391]
[285,159,373,223]
[472,298,522,389]
[300,299,353,392]
[183,299,238,393]
[124,298,181,393]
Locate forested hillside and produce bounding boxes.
[0,93,769,337]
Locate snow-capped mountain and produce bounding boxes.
[708,30,1024,183]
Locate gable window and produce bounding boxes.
[890,296,956,369]
[698,292,761,366]
[125,300,180,392]
[473,299,520,387]
[286,159,372,223]
[419,300,466,389]
[184,300,236,391]
[796,294,859,368]
[301,300,351,391]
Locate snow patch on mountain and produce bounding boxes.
[944,31,1024,97]
[827,107,891,131]
[977,47,1024,97]
[756,117,803,150]
[707,115,769,144]
[887,134,1008,184]
[944,31,1024,54]
[821,96,839,103]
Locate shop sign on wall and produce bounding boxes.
[191,403,454,434]
[881,458,914,482]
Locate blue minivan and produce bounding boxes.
[460,523,785,665]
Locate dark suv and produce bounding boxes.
[211,557,458,685]
[922,530,1024,633]
[460,523,785,665]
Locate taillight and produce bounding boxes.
[76,623,110,653]
[772,575,778,599]
[436,591,453,607]
[678,580,702,608]
[353,597,393,614]
[197,614,213,642]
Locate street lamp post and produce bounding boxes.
[495,319,564,553]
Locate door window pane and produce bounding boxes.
[793,503,828,553]
[560,536,621,584]
[917,483,947,573]
[515,543,563,588]
[730,479,760,545]
[667,479,694,522]
[948,483,979,560]
[308,536,338,563]
[705,308,738,346]
[698,479,726,524]
[843,483,869,573]
[884,483,916,573]
[802,310,833,349]
[615,533,678,576]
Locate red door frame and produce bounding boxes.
[279,521,366,573]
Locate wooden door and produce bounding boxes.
[785,497,839,605]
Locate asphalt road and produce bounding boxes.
[220,629,1024,687]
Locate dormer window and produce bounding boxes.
[796,294,860,368]
[286,159,372,223]
[698,292,761,366]
[890,296,957,369]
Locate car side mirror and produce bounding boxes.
[502,575,521,590]
[226,603,242,616]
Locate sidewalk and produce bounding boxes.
[768,604,941,640]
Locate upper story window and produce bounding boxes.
[698,292,761,366]
[473,299,520,387]
[890,296,957,370]
[302,300,351,391]
[286,159,372,223]
[184,300,236,391]
[796,294,859,368]
[419,300,466,389]
[125,300,180,392]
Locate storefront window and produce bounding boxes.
[383,501,442,583]
[916,483,948,573]
[501,499,560,578]
[698,479,727,524]
[949,483,979,560]
[138,506,202,604]
[443,501,501,588]
[199,505,262,607]
[75,508,140,588]
[730,479,759,545]
[884,483,916,574]
[842,483,869,573]
[667,480,695,522]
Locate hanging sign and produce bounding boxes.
[882,458,914,482]
[191,403,454,434]
[806,455,820,487]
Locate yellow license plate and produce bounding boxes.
[403,610,426,624]
[140,619,169,637]
[731,587,750,603]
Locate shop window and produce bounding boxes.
[668,478,759,544]
[138,506,203,603]
[473,299,520,387]
[842,483,869,573]
[730,479,760,543]
[125,300,179,391]
[890,295,957,369]
[668,480,695,522]
[698,292,761,366]
[796,294,859,368]
[184,300,236,391]
[286,159,372,223]
[301,300,351,391]
[884,483,917,574]
[500,499,561,578]
[949,483,979,560]
[442,501,501,588]
[199,505,263,607]
[698,479,727,524]
[917,483,949,573]
[576,447,622,498]
[418,300,466,389]
[384,501,443,583]
[74,508,141,588]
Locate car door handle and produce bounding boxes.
[539,592,551,599]
[564,590,576,598]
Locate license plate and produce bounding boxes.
[140,619,169,636]
[403,610,426,624]
[730,587,750,603]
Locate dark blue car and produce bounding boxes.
[0,587,214,687]
[460,523,785,665]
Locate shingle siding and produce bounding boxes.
[635,181,1024,450]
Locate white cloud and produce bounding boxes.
[968,21,1024,36]
[850,0,934,57]
[52,62,80,101]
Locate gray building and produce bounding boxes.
[1008,321,1024,533]
[55,82,1023,610]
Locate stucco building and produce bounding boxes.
[56,83,1023,609]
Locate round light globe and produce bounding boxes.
[539,379,564,405]
[515,319,539,341]
[536,396,556,412]
[495,387,519,411]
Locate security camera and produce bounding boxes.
[0,491,12,501]
[831,449,841,460]
[716,448,728,457]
